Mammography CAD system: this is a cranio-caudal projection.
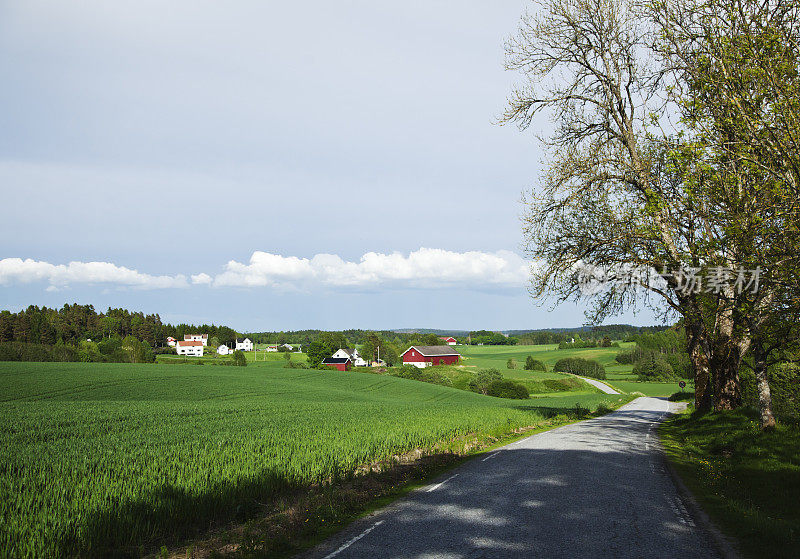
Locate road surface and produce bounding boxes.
[577,376,620,394]
[302,397,721,559]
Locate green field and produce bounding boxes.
[0,360,627,557]
[457,343,686,397]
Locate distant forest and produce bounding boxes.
[0,304,239,347]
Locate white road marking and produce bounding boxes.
[322,520,384,559]
[482,451,501,462]
[426,474,459,492]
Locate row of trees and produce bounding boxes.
[506,0,800,426]
[0,305,239,348]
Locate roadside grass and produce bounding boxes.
[659,408,800,559]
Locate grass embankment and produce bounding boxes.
[0,361,629,557]
[660,408,800,558]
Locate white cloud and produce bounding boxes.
[0,258,188,289]
[0,249,531,292]
[190,272,213,285]
[212,248,530,289]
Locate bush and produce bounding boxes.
[615,350,635,364]
[468,368,503,395]
[390,365,452,387]
[632,353,676,381]
[553,357,606,379]
[284,360,307,369]
[485,379,529,399]
[232,350,247,367]
[741,362,800,419]
[668,391,695,402]
[524,356,547,371]
[506,358,516,369]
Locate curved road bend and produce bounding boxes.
[301,397,720,559]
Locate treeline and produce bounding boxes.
[0,304,239,347]
[517,325,668,346]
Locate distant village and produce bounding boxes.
[167,334,461,369]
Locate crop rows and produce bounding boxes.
[0,362,616,556]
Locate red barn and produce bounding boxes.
[439,336,457,345]
[321,357,351,371]
[401,346,461,368]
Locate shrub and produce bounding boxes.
[390,365,452,387]
[632,353,675,381]
[506,358,516,369]
[553,357,606,379]
[615,350,635,364]
[468,368,503,395]
[232,350,247,367]
[524,356,547,371]
[668,391,694,402]
[485,379,529,399]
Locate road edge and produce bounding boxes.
[657,409,742,559]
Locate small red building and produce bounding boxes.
[401,345,461,368]
[321,357,351,371]
[439,336,457,345]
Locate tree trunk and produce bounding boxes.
[753,340,777,429]
[711,291,747,411]
[684,301,713,411]
[710,335,746,411]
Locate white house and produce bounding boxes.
[279,343,294,351]
[265,345,278,352]
[184,334,208,346]
[166,336,177,347]
[217,344,231,356]
[176,340,204,357]
[235,338,254,351]
[332,348,368,367]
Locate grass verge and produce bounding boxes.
[167,396,633,558]
[659,408,800,559]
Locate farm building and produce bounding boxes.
[439,336,457,345]
[235,338,254,351]
[279,343,296,351]
[217,344,231,356]
[321,357,351,371]
[266,345,278,352]
[401,345,461,368]
[176,340,204,357]
[332,348,367,367]
[184,334,208,346]
[166,337,176,347]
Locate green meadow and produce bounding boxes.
[0,360,626,557]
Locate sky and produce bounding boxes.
[0,0,663,332]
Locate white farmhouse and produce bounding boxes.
[235,338,254,351]
[184,334,208,346]
[265,345,278,352]
[279,343,294,351]
[332,348,367,367]
[217,344,231,356]
[176,340,204,357]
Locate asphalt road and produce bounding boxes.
[301,397,721,559]
[576,376,620,394]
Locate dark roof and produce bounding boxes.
[235,338,250,343]
[401,345,461,357]
[322,357,351,364]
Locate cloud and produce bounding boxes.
[212,248,530,289]
[0,258,188,289]
[0,249,531,292]
[190,272,213,285]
